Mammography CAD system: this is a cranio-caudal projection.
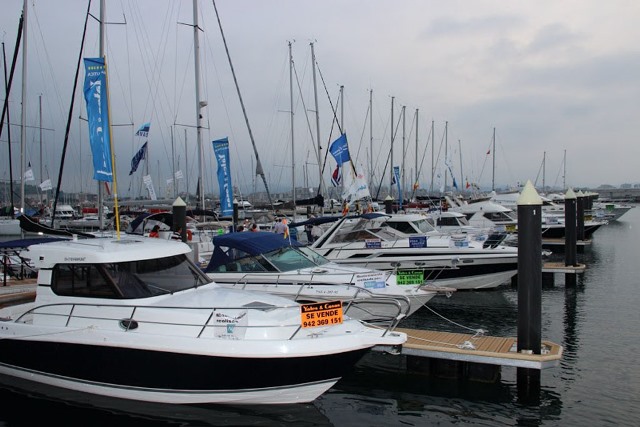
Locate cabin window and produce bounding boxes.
[52,264,120,298]
[50,254,209,299]
[387,222,417,234]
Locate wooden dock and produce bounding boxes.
[542,262,586,274]
[386,328,562,370]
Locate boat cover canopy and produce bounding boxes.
[204,231,303,272]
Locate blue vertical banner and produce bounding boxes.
[83,57,113,182]
[393,166,402,209]
[212,137,234,216]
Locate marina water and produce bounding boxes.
[1,206,639,426]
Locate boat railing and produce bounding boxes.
[207,275,411,330]
[11,300,402,339]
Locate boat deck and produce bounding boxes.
[391,327,562,369]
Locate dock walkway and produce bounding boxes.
[391,327,562,370]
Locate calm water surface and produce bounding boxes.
[1,206,639,426]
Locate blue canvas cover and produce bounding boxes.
[204,231,303,272]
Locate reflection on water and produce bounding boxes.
[1,207,640,425]
[0,377,332,426]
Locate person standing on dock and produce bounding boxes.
[273,217,287,234]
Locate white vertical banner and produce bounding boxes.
[143,174,157,201]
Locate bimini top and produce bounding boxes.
[205,232,303,272]
[26,236,191,269]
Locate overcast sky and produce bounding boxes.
[1,0,639,201]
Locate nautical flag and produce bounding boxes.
[24,168,35,182]
[393,166,402,207]
[452,177,458,190]
[283,218,290,240]
[83,57,113,182]
[39,179,52,191]
[466,179,470,189]
[175,170,184,180]
[331,165,341,186]
[129,141,148,175]
[392,166,400,186]
[136,122,151,138]
[166,178,174,186]
[486,149,491,155]
[143,174,157,200]
[329,133,351,166]
[413,181,419,191]
[212,137,234,216]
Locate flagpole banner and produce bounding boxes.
[129,141,148,175]
[24,169,35,181]
[39,179,52,191]
[212,137,234,216]
[136,122,151,138]
[329,133,351,166]
[393,166,402,207]
[143,174,157,201]
[83,57,113,182]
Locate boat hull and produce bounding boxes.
[0,335,369,404]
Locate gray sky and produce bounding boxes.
[1,0,639,201]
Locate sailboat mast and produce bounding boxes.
[390,96,394,196]
[39,94,43,206]
[369,89,373,192]
[492,127,496,192]
[563,149,566,190]
[414,108,418,195]
[171,125,176,198]
[193,0,205,211]
[96,0,106,229]
[430,120,434,194]
[459,139,463,194]
[20,0,27,216]
[542,151,546,192]
[211,0,273,210]
[444,121,448,193]
[310,42,323,205]
[184,129,188,203]
[401,105,406,194]
[288,41,296,214]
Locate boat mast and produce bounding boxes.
[414,108,418,197]
[192,0,206,211]
[563,149,566,190]
[542,150,546,192]
[444,121,448,194]
[212,0,274,210]
[20,0,27,216]
[310,42,323,208]
[39,94,43,206]
[369,89,373,192]
[171,125,176,198]
[430,120,434,194]
[288,41,296,215]
[390,96,394,197]
[459,139,463,194]
[96,0,106,229]
[401,105,406,194]
[492,127,496,192]
[184,129,188,203]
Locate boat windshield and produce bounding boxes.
[51,254,211,299]
[297,246,330,266]
[262,246,318,272]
